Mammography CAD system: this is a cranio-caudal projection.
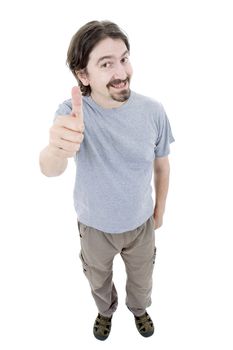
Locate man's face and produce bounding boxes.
[79,37,133,108]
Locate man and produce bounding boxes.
[39,20,175,341]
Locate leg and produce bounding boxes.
[78,221,119,317]
[121,215,156,316]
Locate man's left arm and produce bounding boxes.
[153,156,170,229]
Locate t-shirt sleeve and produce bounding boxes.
[154,104,175,158]
[53,99,72,122]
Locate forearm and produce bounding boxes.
[154,163,170,214]
[39,145,68,177]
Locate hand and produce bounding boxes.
[153,207,164,230]
[49,86,85,159]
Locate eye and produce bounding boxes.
[121,56,129,64]
[101,61,112,68]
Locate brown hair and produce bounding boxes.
[66,20,130,96]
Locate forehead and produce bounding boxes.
[88,37,128,62]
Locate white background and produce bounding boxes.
[0,0,233,349]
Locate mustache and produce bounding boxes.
[107,77,129,87]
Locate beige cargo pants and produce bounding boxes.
[77,214,156,317]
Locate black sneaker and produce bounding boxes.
[134,311,154,337]
[93,313,112,341]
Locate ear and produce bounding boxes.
[75,69,90,86]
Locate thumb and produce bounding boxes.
[71,86,83,122]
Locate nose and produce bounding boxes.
[112,61,128,80]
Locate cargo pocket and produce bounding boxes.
[153,247,157,265]
[79,251,89,274]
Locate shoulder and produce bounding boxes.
[132,91,163,112]
[54,98,72,116]
[131,91,166,121]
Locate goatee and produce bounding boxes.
[107,77,131,102]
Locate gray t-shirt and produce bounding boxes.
[55,91,175,233]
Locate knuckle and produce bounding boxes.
[66,142,80,152]
[67,150,77,158]
[80,124,85,132]
[77,133,84,143]
[64,143,73,152]
[66,152,75,158]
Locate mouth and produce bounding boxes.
[108,79,129,90]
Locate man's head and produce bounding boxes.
[66,20,133,108]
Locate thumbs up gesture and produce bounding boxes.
[49,86,85,159]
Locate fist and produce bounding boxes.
[49,86,85,158]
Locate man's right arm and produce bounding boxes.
[39,86,85,177]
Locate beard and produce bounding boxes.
[107,77,131,102]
